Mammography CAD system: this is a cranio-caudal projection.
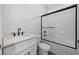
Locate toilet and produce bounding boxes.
[38,42,50,55]
[37,37,50,55]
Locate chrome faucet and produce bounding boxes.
[18,28,21,36]
[18,28,25,36]
[11,28,25,37]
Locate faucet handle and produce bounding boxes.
[17,28,21,36]
[11,33,16,36]
[21,32,25,35]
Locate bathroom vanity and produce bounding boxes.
[2,35,40,55]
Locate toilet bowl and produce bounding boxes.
[38,43,50,55]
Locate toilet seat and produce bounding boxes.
[38,43,50,51]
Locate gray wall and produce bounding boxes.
[43,4,79,55]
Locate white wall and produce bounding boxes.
[43,4,79,55]
[2,4,46,37]
[0,5,2,44]
[46,4,73,13]
[0,4,2,55]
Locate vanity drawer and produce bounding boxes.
[3,38,37,55]
[28,44,37,55]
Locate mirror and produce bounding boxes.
[41,5,77,49]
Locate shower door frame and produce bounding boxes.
[41,4,77,49]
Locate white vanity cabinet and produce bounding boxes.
[3,37,38,55]
[18,44,37,55]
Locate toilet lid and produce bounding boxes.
[39,43,50,50]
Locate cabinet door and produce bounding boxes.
[18,44,37,55]
[18,49,28,55]
[3,44,16,55]
[28,43,37,55]
[3,38,37,55]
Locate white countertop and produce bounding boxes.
[3,35,40,48]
